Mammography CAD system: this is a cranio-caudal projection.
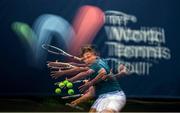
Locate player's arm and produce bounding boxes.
[102,64,128,80]
[47,61,69,67]
[47,61,87,69]
[69,62,87,67]
[70,86,95,106]
[88,68,107,86]
[67,69,95,82]
[79,68,107,92]
[111,64,128,79]
[50,67,89,79]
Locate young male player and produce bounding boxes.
[68,64,128,108]
[48,45,127,113]
[67,45,126,113]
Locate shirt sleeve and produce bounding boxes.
[89,63,101,78]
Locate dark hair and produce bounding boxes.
[80,45,99,57]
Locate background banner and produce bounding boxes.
[0,0,179,98]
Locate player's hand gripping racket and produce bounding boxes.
[42,44,82,61]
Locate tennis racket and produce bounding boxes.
[42,44,82,61]
[62,94,84,99]
[54,80,86,86]
[47,61,75,70]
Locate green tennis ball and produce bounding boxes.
[55,88,61,94]
[58,82,65,88]
[63,80,69,85]
[68,89,74,95]
[66,82,73,88]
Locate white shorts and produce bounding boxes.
[91,91,126,112]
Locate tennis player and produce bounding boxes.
[47,45,127,113]
[67,45,126,113]
[69,64,127,108]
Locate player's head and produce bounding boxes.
[80,45,99,64]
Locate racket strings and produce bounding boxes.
[42,44,82,61]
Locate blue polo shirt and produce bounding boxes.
[89,58,122,97]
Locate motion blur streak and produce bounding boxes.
[33,14,75,67]
[69,5,105,55]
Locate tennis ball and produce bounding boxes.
[55,88,61,94]
[68,89,74,95]
[58,82,65,88]
[63,80,69,85]
[66,82,73,88]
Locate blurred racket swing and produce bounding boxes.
[42,44,82,61]
[42,44,129,111]
[42,44,86,110]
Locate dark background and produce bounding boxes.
[0,0,180,98]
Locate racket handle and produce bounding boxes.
[61,94,83,99]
